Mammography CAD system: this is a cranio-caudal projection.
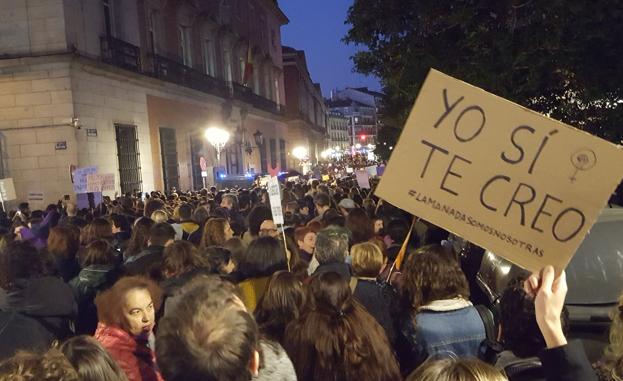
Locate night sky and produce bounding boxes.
[279,0,381,98]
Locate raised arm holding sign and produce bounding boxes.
[376,69,623,272]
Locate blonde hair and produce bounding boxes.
[351,242,385,277]
[150,210,168,224]
[407,358,508,381]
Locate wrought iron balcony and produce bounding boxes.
[100,35,141,73]
[153,54,229,99]
[232,82,283,115]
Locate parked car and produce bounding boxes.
[475,207,623,361]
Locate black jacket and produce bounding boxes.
[313,262,352,282]
[0,310,55,360]
[69,265,119,334]
[352,278,399,346]
[0,276,77,341]
[123,245,165,281]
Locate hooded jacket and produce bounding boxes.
[69,264,119,334]
[95,322,163,381]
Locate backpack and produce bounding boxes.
[475,304,503,364]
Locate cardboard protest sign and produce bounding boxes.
[267,176,284,225]
[375,69,623,272]
[0,178,16,201]
[87,173,115,193]
[366,166,378,177]
[356,170,370,189]
[72,166,97,193]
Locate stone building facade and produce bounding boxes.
[327,111,350,151]
[0,0,289,208]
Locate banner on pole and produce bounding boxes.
[72,166,98,194]
[267,176,284,225]
[376,69,623,272]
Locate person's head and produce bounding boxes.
[337,198,357,216]
[259,219,279,238]
[204,246,235,274]
[150,210,168,224]
[373,218,384,235]
[178,203,193,221]
[148,222,176,247]
[18,202,30,215]
[80,240,116,267]
[95,276,162,336]
[220,194,238,211]
[0,348,78,381]
[125,218,155,258]
[66,202,77,217]
[345,208,375,244]
[59,335,129,381]
[0,241,44,290]
[351,242,386,278]
[82,218,113,245]
[162,240,210,278]
[238,236,287,279]
[313,192,331,215]
[144,198,165,218]
[500,278,569,358]
[223,237,245,267]
[156,276,260,381]
[47,225,80,261]
[284,271,401,381]
[248,205,273,237]
[201,218,233,248]
[294,226,316,254]
[110,214,129,234]
[192,206,210,226]
[314,226,349,265]
[254,271,306,343]
[406,358,507,381]
[386,218,409,244]
[402,244,470,311]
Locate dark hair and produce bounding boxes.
[345,208,375,244]
[81,240,116,267]
[60,335,129,381]
[110,214,129,233]
[0,241,44,290]
[18,202,29,212]
[123,218,154,259]
[204,247,232,274]
[144,199,165,218]
[148,223,176,247]
[314,226,349,265]
[254,271,306,343]
[313,192,331,208]
[386,219,409,244]
[178,203,193,221]
[0,348,79,381]
[81,218,113,245]
[500,278,569,358]
[192,206,210,226]
[248,205,273,237]
[283,272,401,381]
[402,244,470,312]
[162,241,210,278]
[238,236,287,279]
[156,276,258,381]
[223,237,245,266]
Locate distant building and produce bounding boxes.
[0,0,289,206]
[327,111,350,151]
[327,87,384,146]
[282,46,327,166]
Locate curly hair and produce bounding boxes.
[0,241,44,290]
[599,293,623,380]
[94,276,162,330]
[162,241,210,278]
[401,244,469,312]
[0,348,78,381]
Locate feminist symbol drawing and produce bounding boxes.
[569,148,597,182]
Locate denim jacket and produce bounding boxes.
[397,298,486,375]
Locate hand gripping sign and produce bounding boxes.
[376,69,623,273]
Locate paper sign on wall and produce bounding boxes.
[355,170,370,189]
[375,69,623,272]
[0,178,16,201]
[72,166,98,193]
[267,176,284,225]
[87,173,115,193]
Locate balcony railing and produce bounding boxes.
[99,36,283,115]
[153,54,230,99]
[100,36,141,73]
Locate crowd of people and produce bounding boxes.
[0,175,619,381]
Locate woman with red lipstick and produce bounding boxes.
[94,276,163,381]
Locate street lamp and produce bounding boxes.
[205,126,230,163]
[292,146,309,161]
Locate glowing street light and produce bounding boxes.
[292,146,309,161]
[205,126,230,163]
